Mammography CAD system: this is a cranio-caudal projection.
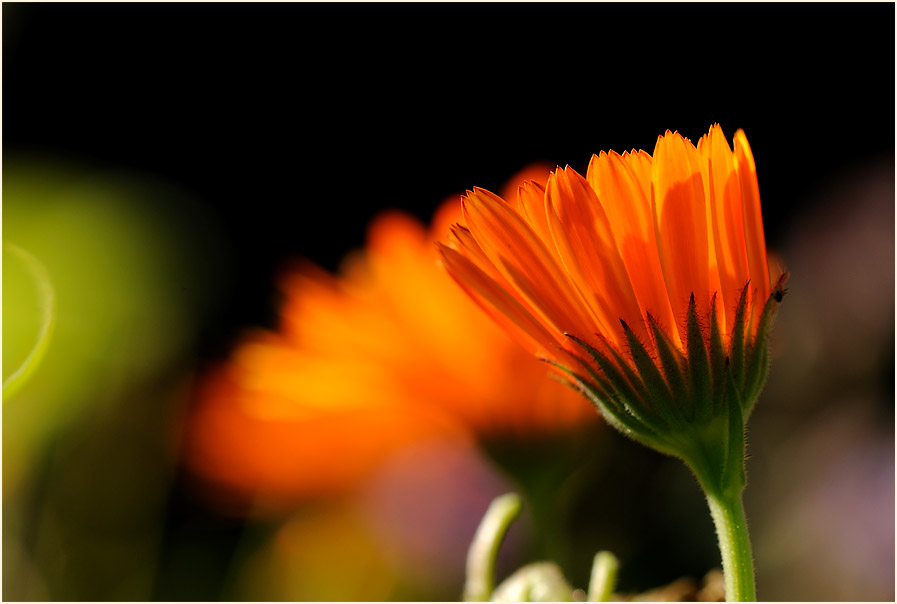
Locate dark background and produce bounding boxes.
[4,3,894,601]
[6,3,893,347]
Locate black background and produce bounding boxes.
[6,3,894,351]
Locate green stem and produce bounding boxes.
[587,551,619,602]
[519,473,568,567]
[705,489,756,602]
[463,493,523,602]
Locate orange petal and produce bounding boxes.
[621,148,654,202]
[697,124,751,338]
[436,242,563,357]
[587,151,680,346]
[545,166,647,347]
[461,187,594,338]
[445,223,563,356]
[447,224,509,288]
[733,129,771,331]
[511,180,554,248]
[651,130,711,339]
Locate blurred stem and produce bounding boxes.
[587,551,619,602]
[480,430,597,568]
[705,490,755,602]
[519,469,568,566]
[463,493,522,602]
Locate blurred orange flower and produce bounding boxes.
[183,165,595,511]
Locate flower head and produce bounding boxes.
[438,125,787,494]
[184,169,594,511]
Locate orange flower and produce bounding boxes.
[183,166,595,510]
[437,125,786,493]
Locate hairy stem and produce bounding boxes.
[705,489,756,601]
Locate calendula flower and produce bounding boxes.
[184,167,594,511]
[438,125,787,601]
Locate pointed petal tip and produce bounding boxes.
[519,178,546,193]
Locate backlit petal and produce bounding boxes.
[651,130,711,338]
[697,124,750,336]
[462,187,595,338]
[437,242,564,358]
[545,166,647,346]
[587,151,679,346]
[733,129,771,321]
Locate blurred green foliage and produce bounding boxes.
[3,242,56,397]
[3,157,226,600]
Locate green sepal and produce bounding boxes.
[708,293,728,417]
[543,359,639,434]
[729,284,750,391]
[686,294,712,423]
[545,351,617,410]
[620,320,679,429]
[742,344,768,416]
[590,334,657,415]
[544,346,629,422]
[544,357,684,458]
[646,313,690,421]
[564,334,667,435]
[720,365,747,497]
[741,279,785,417]
[545,360,664,448]
[541,277,785,499]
